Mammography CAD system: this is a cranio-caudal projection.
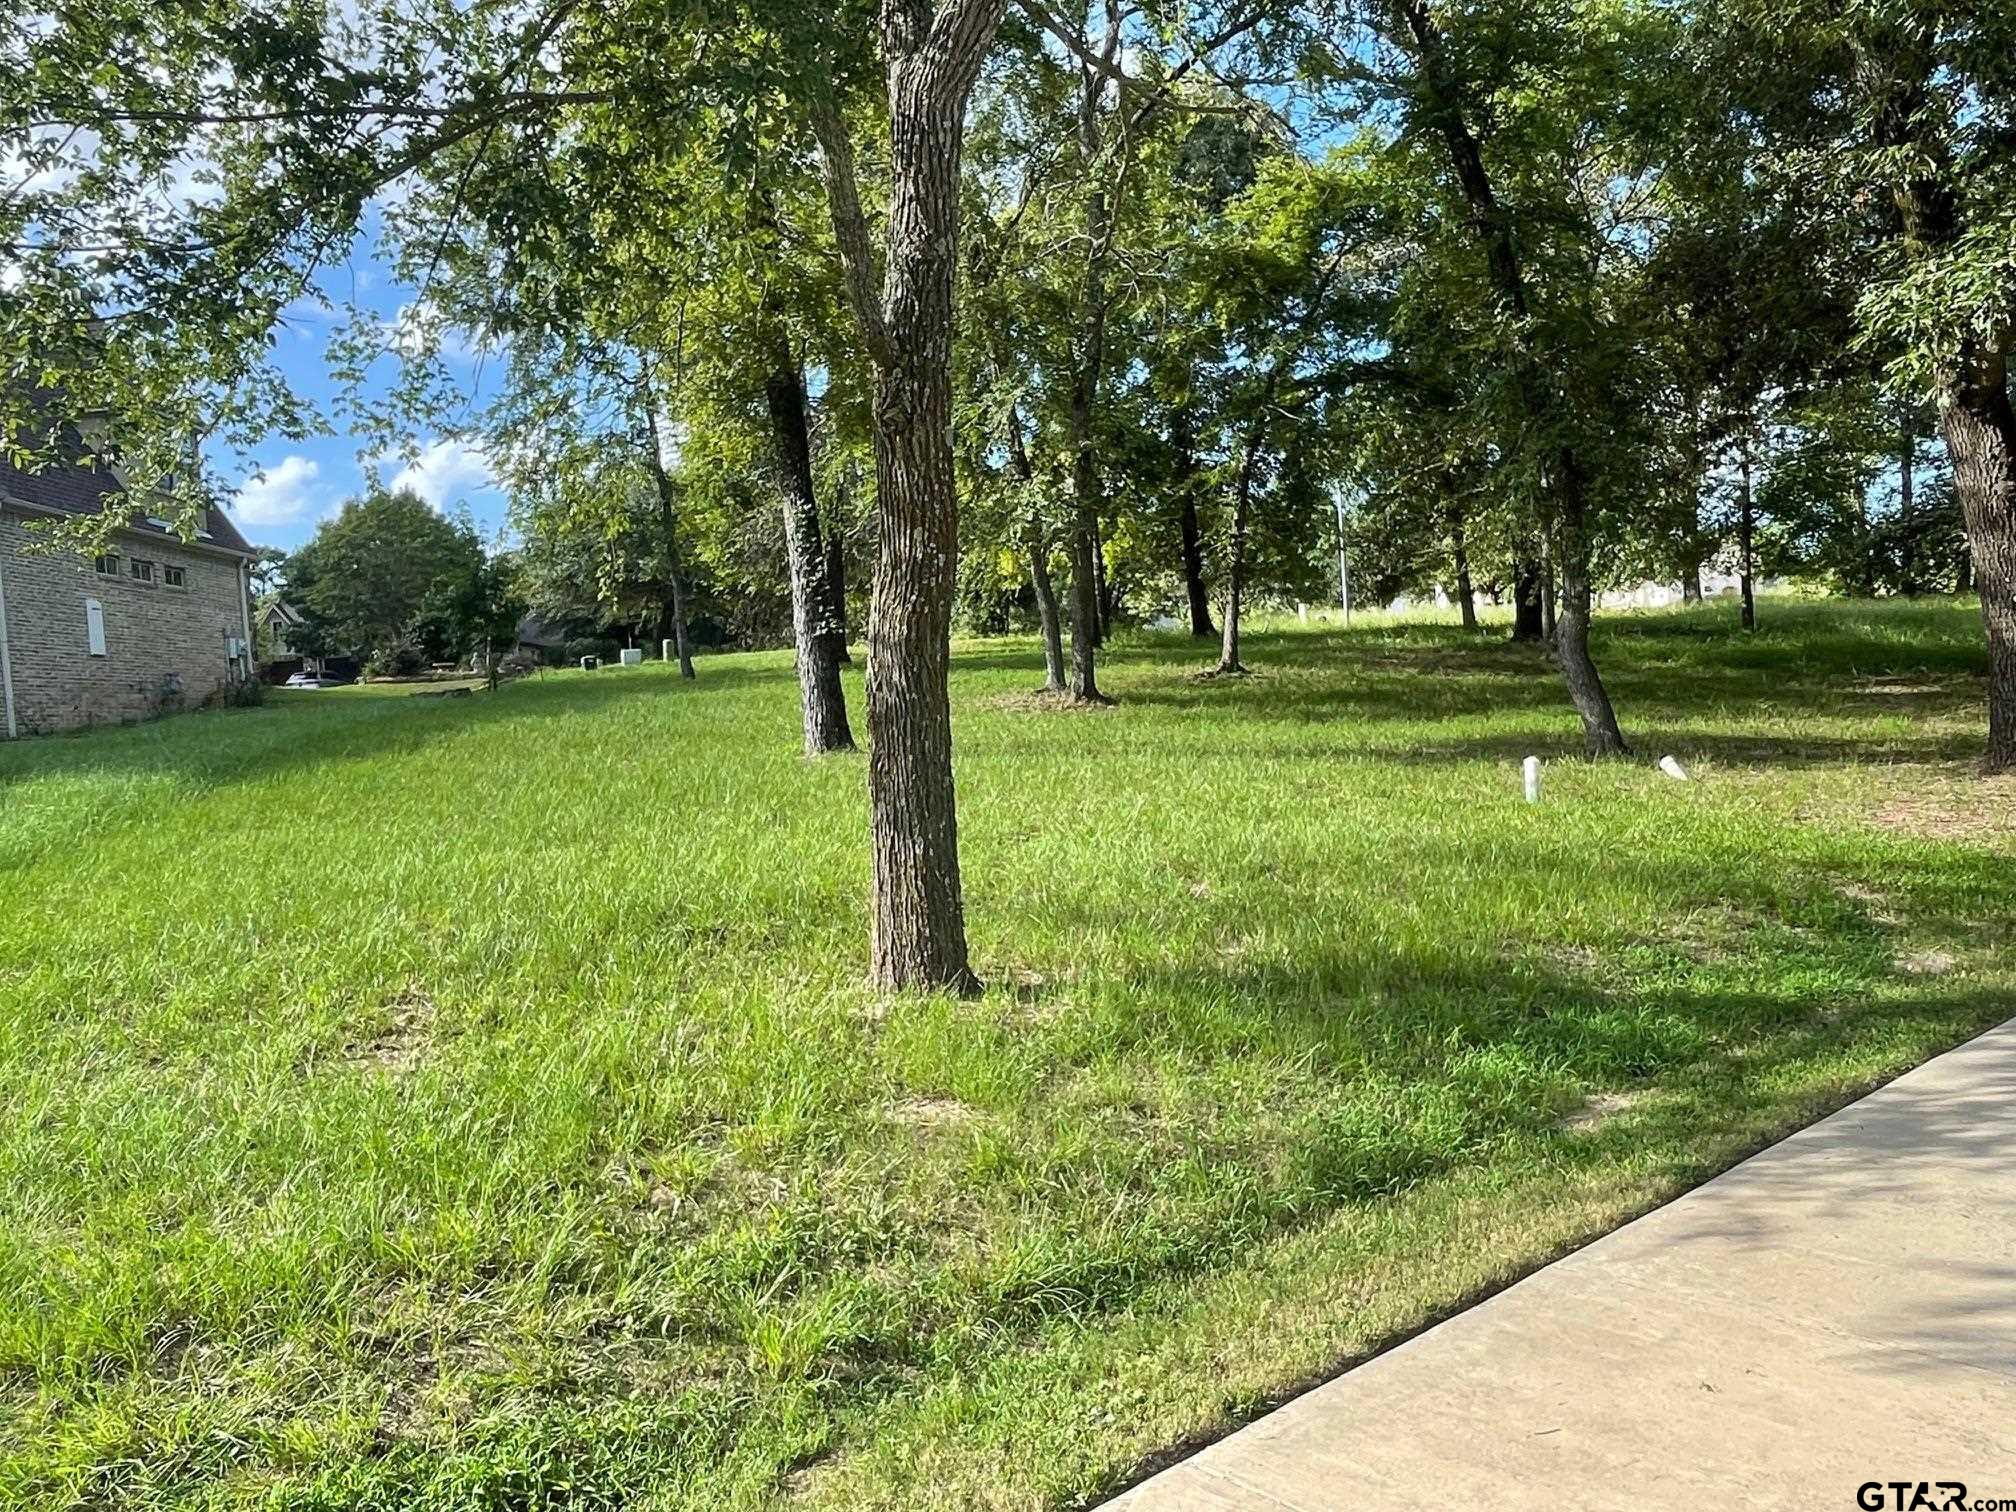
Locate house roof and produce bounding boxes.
[261,599,305,627]
[0,451,256,559]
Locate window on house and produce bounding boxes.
[129,558,155,584]
[93,553,119,576]
[85,597,106,656]
[164,565,187,589]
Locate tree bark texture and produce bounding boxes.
[1867,39,2015,770]
[1174,410,1216,637]
[809,0,1007,991]
[824,504,852,666]
[766,357,856,755]
[1738,448,1757,632]
[1448,491,1478,630]
[1215,435,1261,674]
[1512,557,1544,641]
[1941,360,2016,770]
[1006,411,1067,692]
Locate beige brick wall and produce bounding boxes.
[0,507,251,735]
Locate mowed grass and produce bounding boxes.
[1,598,2011,1510]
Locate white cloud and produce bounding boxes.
[385,438,493,510]
[231,455,321,526]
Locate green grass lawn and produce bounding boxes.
[1,599,2011,1511]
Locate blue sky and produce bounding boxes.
[219,234,510,556]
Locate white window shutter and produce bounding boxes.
[85,597,106,656]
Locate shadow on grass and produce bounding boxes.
[4,601,1991,799]
[0,658,807,800]
[1092,990,2015,1504]
[952,829,2013,1364]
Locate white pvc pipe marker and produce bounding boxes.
[1523,756,1542,804]
[1658,754,1690,781]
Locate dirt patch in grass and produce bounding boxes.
[1872,793,2016,843]
[984,689,1117,714]
[1538,942,1606,975]
[1852,677,1952,698]
[1862,770,2016,844]
[887,1096,980,1129]
[1835,882,1901,925]
[1556,1089,1652,1133]
[1895,948,1957,978]
[345,987,435,1073]
[1656,903,1772,964]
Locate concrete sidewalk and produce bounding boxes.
[1109,1018,2016,1512]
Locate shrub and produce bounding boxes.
[364,638,427,679]
[206,677,265,710]
[562,636,621,665]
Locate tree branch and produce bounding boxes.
[806,95,892,369]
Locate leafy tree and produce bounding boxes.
[284,488,490,666]
[247,546,289,599]
[1,0,1014,987]
[1830,1,2016,769]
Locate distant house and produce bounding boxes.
[515,614,570,663]
[0,452,256,737]
[260,598,307,659]
[256,600,359,684]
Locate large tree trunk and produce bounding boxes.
[1174,412,1216,637]
[1864,38,2014,771]
[1550,469,1628,757]
[1213,436,1260,675]
[1681,562,1703,604]
[824,499,852,666]
[1180,493,1215,637]
[1006,411,1067,692]
[1391,0,1625,755]
[808,0,1005,993]
[1738,447,1757,632]
[766,356,855,755]
[1448,491,1478,630]
[1028,522,1068,692]
[1512,556,1545,641]
[1941,357,2016,771]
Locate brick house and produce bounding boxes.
[0,453,257,737]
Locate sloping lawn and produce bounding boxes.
[1,599,2010,1510]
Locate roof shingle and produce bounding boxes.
[0,452,254,557]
